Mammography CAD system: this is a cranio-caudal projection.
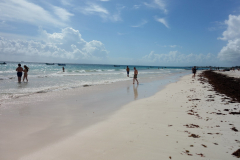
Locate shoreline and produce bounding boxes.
[0,69,188,103]
[1,71,240,159]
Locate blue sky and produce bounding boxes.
[0,0,240,66]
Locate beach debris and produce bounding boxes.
[187,109,195,113]
[83,85,91,87]
[168,125,173,127]
[213,143,218,145]
[169,156,171,159]
[224,109,229,111]
[201,144,207,148]
[184,124,199,128]
[188,134,200,138]
[190,145,194,147]
[196,153,205,157]
[229,111,240,115]
[206,99,215,102]
[222,97,230,100]
[216,113,226,115]
[231,127,238,132]
[207,95,215,98]
[183,150,192,156]
[192,98,201,101]
[190,89,196,92]
[36,90,47,93]
[232,149,240,158]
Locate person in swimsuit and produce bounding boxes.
[192,66,197,78]
[16,64,23,83]
[23,65,29,82]
[126,66,130,77]
[63,67,65,72]
[133,67,139,84]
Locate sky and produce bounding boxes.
[0,0,240,67]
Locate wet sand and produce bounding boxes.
[1,71,240,160]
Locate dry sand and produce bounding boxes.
[215,70,240,78]
[16,72,240,160]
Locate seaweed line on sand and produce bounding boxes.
[199,71,240,103]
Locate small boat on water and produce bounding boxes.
[58,64,66,66]
[46,63,54,65]
[114,65,120,67]
[0,62,6,65]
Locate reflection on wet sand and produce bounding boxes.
[133,84,138,100]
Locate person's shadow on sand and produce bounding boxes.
[133,84,138,100]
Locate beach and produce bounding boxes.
[1,71,240,160]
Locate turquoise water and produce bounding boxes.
[0,62,189,101]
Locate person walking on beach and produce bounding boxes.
[16,64,23,83]
[133,67,139,84]
[23,65,29,82]
[192,66,197,78]
[126,66,130,77]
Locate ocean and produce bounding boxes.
[0,62,190,102]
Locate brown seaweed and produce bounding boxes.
[232,149,240,158]
[200,71,240,103]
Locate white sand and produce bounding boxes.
[215,70,240,78]
[16,73,240,160]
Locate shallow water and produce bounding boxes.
[0,62,189,101]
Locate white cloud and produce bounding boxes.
[144,0,167,14]
[169,45,176,48]
[61,0,73,6]
[131,20,148,27]
[133,5,141,9]
[77,2,123,22]
[218,14,240,63]
[111,5,125,22]
[219,15,240,41]
[53,6,74,21]
[142,51,217,65]
[218,39,240,62]
[0,0,66,27]
[0,27,108,62]
[80,3,109,15]
[155,17,169,28]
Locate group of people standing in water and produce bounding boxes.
[126,66,139,85]
[16,64,29,83]
[16,64,139,84]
